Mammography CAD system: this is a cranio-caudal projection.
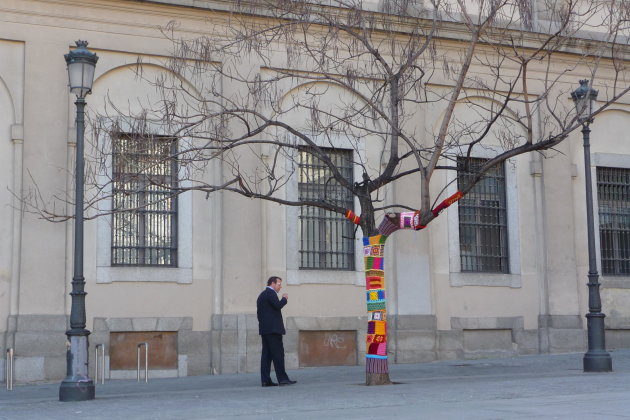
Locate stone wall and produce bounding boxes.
[208,314,593,376]
[605,317,630,350]
[4,313,630,384]
[8,315,67,382]
[538,315,586,354]
[92,317,210,380]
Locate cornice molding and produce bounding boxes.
[127,0,630,61]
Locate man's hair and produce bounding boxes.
[267,276,282,286]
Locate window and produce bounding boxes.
[298,148,354,270]
[111,133,178,266]
[597,167,630,275]
[457,157,509,273]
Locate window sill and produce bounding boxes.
[96,266,192,284]
[601,277,630,289]
[450,272,521,288]
[286,269,364,285]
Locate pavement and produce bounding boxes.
[2,350,630,420]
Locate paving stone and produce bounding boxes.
[3,350,629,419]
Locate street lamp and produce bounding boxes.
[571,79,613,373]
[59,40,99,401]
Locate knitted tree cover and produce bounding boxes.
[345,191,464,376]
[364,234,389,373]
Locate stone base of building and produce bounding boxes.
[2,315,67,383]
[2,313,629,384]
[209,314,591,374]
[1,315,210,384]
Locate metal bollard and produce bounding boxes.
[6,348,14,391]
[137,342,148,383]
[94,344,105,385]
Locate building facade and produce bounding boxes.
[2,0,630,383]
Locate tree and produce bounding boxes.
[30,0,630,385]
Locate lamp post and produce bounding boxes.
[59,40,99,401]
[571,79,613,373]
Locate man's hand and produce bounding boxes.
[282,293,288,299]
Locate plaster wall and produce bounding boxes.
[573,110,630,322]
[1,0,630,383]
[0,41,21,340]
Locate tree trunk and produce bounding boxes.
[358,211,421,385]
[366,372,392,386]
[363,234,393,385]
[357,200,459,385]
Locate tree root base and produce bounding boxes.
[365,372,393,386]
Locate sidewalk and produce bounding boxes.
[2,350,630,419]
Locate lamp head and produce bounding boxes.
[571,79,598,124]
[64,40,99,99]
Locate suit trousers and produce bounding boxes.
[260,334,290,384]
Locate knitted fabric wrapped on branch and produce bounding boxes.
[399,210,425,230]
[345,209,361,225]
[377,216,399,236]
[432,191,464,217]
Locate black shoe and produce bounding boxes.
[279,380,297,386]
[262,381,278,387]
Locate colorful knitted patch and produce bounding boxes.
[412,210,425,230]
[377,216,399,236]
[368,311,385,321]
[365,269,384,278]
[366,291,385,304]
[364,235,387,246]
[368,342,387,356]
[432,191,463,217]
[399,210,425,230]
[367,301,386,311]
[366,290,385,302]
[364,244,385,257]
[370,245,384,256]
[366,276,384,290]
[373,321,386,335]
[367,337,387,356]
[366,357,388,373]
[400,212,415,229]
[377,342,387,356]
[365,257,384,270]
[366,333,386,347]
[345,209,361,225]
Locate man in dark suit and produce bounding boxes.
[256,276,297,387]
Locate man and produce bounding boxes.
[256,276,297,387]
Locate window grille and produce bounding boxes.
[597,167,630,275]
[299,148,355,270]
[457,157,509,273]
[111,134,178,266]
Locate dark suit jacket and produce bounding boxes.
[257,287,287,335]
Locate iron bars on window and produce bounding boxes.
[457,157,509,273]
[597,167,630,276]
[299,148,355,270]
[111,133,178,267]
